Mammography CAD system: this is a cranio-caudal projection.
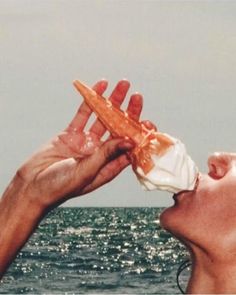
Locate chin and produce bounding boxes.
[159,196,190,237]
[160,205,177,231]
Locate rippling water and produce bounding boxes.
[1,208,190,294]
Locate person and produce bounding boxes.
[2,79,235,294]
[160,152,236,293]
[0,79,145,278]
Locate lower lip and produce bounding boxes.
[173,192,183,202]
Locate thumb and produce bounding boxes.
[75,138,134,185]
[95,138,134,164]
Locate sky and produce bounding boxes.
[1,0,236,207]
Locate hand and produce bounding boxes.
[16,80,143,209]
[0,79,143,277]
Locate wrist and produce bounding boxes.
[1,171,45,223]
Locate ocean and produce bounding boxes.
[1,208,190,294]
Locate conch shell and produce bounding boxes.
[73,80,173,174]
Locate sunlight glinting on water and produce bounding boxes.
[1,208,189,294]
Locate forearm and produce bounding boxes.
[0,174,44,278]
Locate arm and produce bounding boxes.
[0,80,143,277]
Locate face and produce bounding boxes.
[160,152,236,253]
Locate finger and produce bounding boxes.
[93,79,108,95]
[108,79,130,108]
[89,80,130,137]
[81,154,130,194]
[73,138,134,189]
[85,137,134,171]
[141,120,158,131]
[50,138,134,200]
[67,80,108,132]
[126,93,143,121]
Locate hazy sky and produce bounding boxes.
[1,0,236,207]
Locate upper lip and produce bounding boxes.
[173,190,191,203]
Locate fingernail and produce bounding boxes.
[131,93,143,104]
[117,80,130,92]
[100,79,108,88]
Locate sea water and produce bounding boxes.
[0,208,190,294]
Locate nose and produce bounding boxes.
[207,152,234,179]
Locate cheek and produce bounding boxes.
[211,179,236,224]
[201,176,236,222]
